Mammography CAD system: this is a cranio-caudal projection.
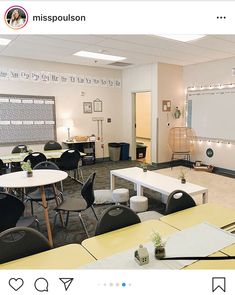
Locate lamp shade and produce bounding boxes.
[63,119,74,128]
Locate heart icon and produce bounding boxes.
[9,278,24,291]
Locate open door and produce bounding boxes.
[133,91,151,164]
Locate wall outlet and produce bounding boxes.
[101,144,104,148]
[107,118,111,123]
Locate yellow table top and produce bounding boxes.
[0,149,86,164]
[184,251,235,269]
[220,243,235,256]
[160,203,235,230]
[0,244,95,269]
[82,219,177,260]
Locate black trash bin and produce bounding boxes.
[119,142,130,160]
[108,143,121,161]
[136,143,147,159]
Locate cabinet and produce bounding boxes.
[63,141,95,165]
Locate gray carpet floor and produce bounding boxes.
[28,160,165,247]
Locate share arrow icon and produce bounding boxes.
[59,278,74,291]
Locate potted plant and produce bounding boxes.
[151,231,166,259]
[178,169,186,184]
[21,160,33,177]
[28,148,33,154]
[140,162,148,172]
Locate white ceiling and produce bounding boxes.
[1,35,235,69]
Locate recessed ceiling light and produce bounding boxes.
[0,38,11,46]
[155,35,206,42]
[73,51,126,62]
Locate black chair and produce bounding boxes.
[11,145,28,172]
[26,161,63,216]
[95,204,141,236]
[57,149,84,184]
[0,159,7,175]
[23,152,46,168]
[0,192,37,233]
[44,140,62,151]
[12,144,28,154]
[0,227,51,264]
[54,172,98,237]
[165,190,196,215]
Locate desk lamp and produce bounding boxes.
[63,119,74,142]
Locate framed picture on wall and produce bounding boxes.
[83,102,92,113]
[93,98,102,112]
[162,100,171,112]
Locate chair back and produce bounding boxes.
[58,149,80,171]
[0,193,25,232]
[165,190,196,214]
[95,204,141,235]
[0,227,51,264]
[12,144,28,154]
[34,161,59,170]
[24,152,47,168]
[44,141,62,151]
[0,159,6,175]
[81,172,96,208]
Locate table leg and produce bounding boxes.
[110,174,115,190]
[202,192,208,204]
[137,184,143,196]
[40,186,53,247]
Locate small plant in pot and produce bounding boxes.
[21,160,33,177]
[178,169,186,184]
[151,231,166,259]
[28,148,33,154]
[140,162,148,172]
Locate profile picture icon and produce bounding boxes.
[5,6,28,29]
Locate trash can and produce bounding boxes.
[136,143,147,159]
[119,142,130,160]
[108,143,121,161]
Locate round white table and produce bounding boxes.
[0,169,68,247]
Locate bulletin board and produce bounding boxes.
[0,94,56,145]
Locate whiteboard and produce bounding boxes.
[187,88,235,141]
[0,94,56,145]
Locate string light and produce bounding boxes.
[195,138,235,146]
[187,83,235,91]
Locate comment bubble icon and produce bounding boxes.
[34,278,49,292]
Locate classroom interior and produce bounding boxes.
[1,34,235,269]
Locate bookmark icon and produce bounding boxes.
[212,277,226,292]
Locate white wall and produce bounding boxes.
[122,64,158,162]
[136,92,151,139]
[184,56,235,170]
[158,63,185,163]
[0,56,122,158]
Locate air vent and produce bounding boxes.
[108,62,133,67]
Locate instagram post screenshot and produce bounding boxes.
[0,1,235,294]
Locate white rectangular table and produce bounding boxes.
[110,167,208,203]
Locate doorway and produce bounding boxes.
[133,91,151,164]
